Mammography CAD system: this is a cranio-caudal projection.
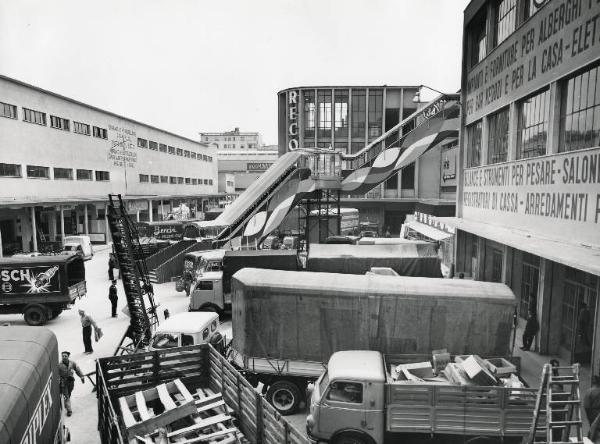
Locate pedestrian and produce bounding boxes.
[108,253,116,281]
[109,280,118,318]
[78,309,99,354]
[520,308,539,351]
[586,376,600,441]
[578,302,592,347]
[58,351,85,417]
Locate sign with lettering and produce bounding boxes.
[247,162,273,171]
[441,145,458,186]
[288,90,299,151]
[19,375,53,444]
[462,147,600,245]
[464,0,600,124]
[108,124,137,168]
[0,265,61,295]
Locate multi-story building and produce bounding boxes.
[200,127,263,150]
[451,0,600,373]
[277,85,458,235]
[0,75,219,255]
[216,149,279,192]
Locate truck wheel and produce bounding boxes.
[50,308,63,320]
[332,432,373,444]
[266,380,302,415]
[24,305,48,326]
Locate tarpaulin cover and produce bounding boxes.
[0,326,60,444]
[307,242,442,277]
[232,269,516,363]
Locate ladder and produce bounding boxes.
[107,194,159,354]
[524,363,584,444]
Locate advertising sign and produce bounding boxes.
[464,0,600,124]
[152,224,184,241]
[247,162,273,171]
[287,90,299,151]
[0,265,61,295]
[441,145,458,186]
[462,147,600,245]
[108,124,137,168]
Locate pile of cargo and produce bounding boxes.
[391,351,525,390]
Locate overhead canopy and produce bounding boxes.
[439,217,600,277]
[405,220,453,241]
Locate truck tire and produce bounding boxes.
[332,432,373,444]
[266,380,302,415]
[24,305,48,326]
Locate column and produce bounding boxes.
[0,224,3,257]
[136,210,140,222]
[105,203,110,243]
[83,204,89,234]
[60,206,65,241]
[31,207,38,252]
[537,258,554,354]
[148,200,153,222]
[160,199,164,221]
[547,81,561,155]
[49,211,57,241]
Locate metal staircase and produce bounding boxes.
[524,363,584,444]
[107,194,159,355]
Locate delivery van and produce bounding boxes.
[149,312,224,351]
[62,235,93,260]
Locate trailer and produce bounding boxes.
[0,255,86,325]
[97,343,309,444]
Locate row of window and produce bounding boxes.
[466,61,600,166]
[0,163,110,181]
[202,135,256,142]
[221,143,250,149]
[0,102,109,139]
[139,174,213,186]
[136,138,213,162]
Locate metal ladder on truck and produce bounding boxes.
[107,194,159,355]
[523,363,584,444]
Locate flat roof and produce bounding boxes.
[278,85,420,94]
[155,312,219,335]
[328,351,385,382]
[0,74,207,146]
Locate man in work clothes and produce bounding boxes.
[78,309,98,354]
[58,351,84,416]
[109,280,118,317]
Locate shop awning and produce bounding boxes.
[438,217,600,277]
[405,220,453,241]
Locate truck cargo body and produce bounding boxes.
[307,351,537,444]
[0,255,86,325]
[231,269,516,414]
[96,343,309,444]
[0,326,66,444]
[306,243,442,277]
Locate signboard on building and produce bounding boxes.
[247,162,273,171]
[108,124,137,168]
[462,147,600,245]
[287,90,299,151]
[441,145,458,186]
[127,200,148,212]
[464,0,600,124]
[0,265,60,294]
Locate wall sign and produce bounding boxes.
[441,145,458,186]
[464,0,600,124]
[108,124,137,168]
[247,162,273,171]
[288,90,299,151]
[462,147,600,245]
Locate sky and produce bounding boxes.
[0,0,470,145]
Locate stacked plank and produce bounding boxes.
[118,378,248,444]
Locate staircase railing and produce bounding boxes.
[144,240,195,270]
[150,240,213,284]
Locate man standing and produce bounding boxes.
[520,308,539,351]
[578,302,592,346]
[78,309,98,354]
[108,253,116,281]
[58,351,84,417]
[109,280,118,317]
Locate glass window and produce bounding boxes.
[211,320,217,331]
[351,90,366,138]
[191,152,197,159]
[160,175,168,183]
[93,126,107,139]
[151,333,179,349]
[560,64,600,152]
[27,165,49,179]
[520,253,540,318]
[401,162,415,189]
[351,142,365,154]
[151,175,159,183]
[523,0,543,22]
[202,328,209,340]
[468,8,487,68]
[326,381,363,404]
[54,167,73,180]
[368,89,383,140]
[517,89,550,159]
[95,170,110,181]
[181,334,194,346]
[0,163,21,177]
[76,169,92,180]
[177,177,184,184]
[50,115,70,131]
[1,102,17,119]
[466,121,483,167]
[137,138,147,148]
[176,148,183,156]
[73,121,90,135]
[23,108,46,125]
[159,143,167,153]
[184,150,191,158]
[334,90,349,139]
[185,177,191,184]
[168,145,175,154]
[318,90,332,139]
[170,176,177,184]
[488,107,510,164]
[149,140,158,150]
[494,0,517,47]
[139,174,149,183]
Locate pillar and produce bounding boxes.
[83,204,89,234]
[148,200,153,222]
[0,224,3,258]
[105,203,110,243]
[136,210,140,222]
[31,207,38,252]
[49,211,57,241]
[60,206,65,241]
[160,200,164,221]
[537,258,554,354]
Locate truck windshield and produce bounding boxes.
[151,333,178,349]
[319,371,329,397]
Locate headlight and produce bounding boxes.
[306,414,314,431]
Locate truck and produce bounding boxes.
[230,268,516,415]
[0,326,68,443]
[306,242,442,277]
[0,255,87,325]
[306,350,538,444]
[96,343,309,444]
[189,249,299,315]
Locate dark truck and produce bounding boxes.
[0,326,67,443]
[0,255,86,325]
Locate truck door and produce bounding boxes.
[191,280,221,310]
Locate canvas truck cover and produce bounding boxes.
[0,326,61,444]
[232,269,516,363]
[222,249,299,294]
[0,255,85,301]
[306,242,442,277]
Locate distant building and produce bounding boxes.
[200,127,263,150]
[217,149,279,192]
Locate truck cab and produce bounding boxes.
[62,235,93,260]
[189,271,225,314]
[149,312,222,350]
[307,351,385,444]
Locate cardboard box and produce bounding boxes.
[461,355,497,386]
[395,361,434,379]
[485,357,516,377]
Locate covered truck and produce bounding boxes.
[0,255,86,325]
[306,242,442,277]
[230,269,516,414]
[0,326,67,443]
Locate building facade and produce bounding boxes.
[200,127,263,150]
[217,149,279,192]
[0,75,219,254]
[277,85,458,235]
[453,0,600,373]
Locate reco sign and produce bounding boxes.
[288,91,299,151]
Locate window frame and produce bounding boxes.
[0,163,22,178]
[73,121,91,136]
[1,102,18,119]
[93,126,107,139]
[53,167,73,180]
[26,165,50,179]
[95,170,110,181]
[76,169,93,181]
[50,115,70,131]
[324,380,364,405]
[23,107,46,126]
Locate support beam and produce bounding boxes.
[83,204,89,234]
[31,207,38,252]
[148,200,153,222]
[60,206,65,242]
[105,203,110,243]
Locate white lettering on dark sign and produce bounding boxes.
[247,162,273,171]
[20,375,53,444]
[288,91,299,150]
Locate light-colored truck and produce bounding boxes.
[306,350,537,444]
[230,268,517,415]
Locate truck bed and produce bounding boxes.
[230,348,326,378]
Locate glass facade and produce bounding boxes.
[317,90,332,140]
[466,121,482,167]
[334,90,349,141]
[487,107,509,164]
[351,89,366,139]
[494,0,517,47]
[303,90,315,142]
[368,89,383,140]
[517,88,550,159]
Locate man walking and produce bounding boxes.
[58,351,84,417]
[109,280,118,318]
[78,309,98,354]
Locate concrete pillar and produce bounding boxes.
[49,211,57,241]
[148,200,153,222]
[0,224,3,258]
[60,206,65,242]
[105,203,110,243]
[31,207,38,252]
[83,204,89,234]
[136,210,140,222]
[547,81,561,155]
[537,258,554,354]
